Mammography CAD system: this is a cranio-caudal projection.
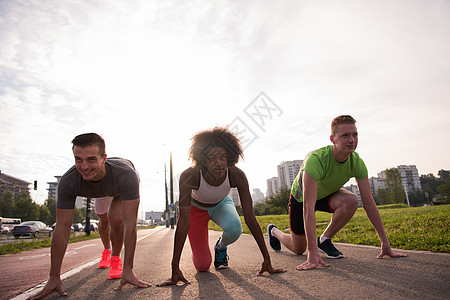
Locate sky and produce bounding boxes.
[1,0,449,215]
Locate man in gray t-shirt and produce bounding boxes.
[29,133,150,300]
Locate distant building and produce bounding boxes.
[344,184,362,206]
[368,176,386,197]
[377,165,422,195]
[266,177,280,197]
[398,165,422,193]
[145,211,163,225]
[0,171,31,200]
[251,188,265,204]
[47,176,62,200]
[277,160,303,189]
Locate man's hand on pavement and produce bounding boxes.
[296,252,330,271]
[377,245,407,259]
[26,276,67,300]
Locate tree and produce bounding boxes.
[0,190,15,217]
[420,173,440,200]
[253,202,267,216]
[438,169,450,182]
[265,187,290,215]
[437,181,450,203]
[39,206,52,225]
[375,188,391,205]
[13,192,39,221]
[73,207,84,223]
[408,190,426,207]
[420,169,450,205]
[45,198,57,225]
[252,187,291,216]
[385,168,406,204]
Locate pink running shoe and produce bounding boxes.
[108,256,123,279]
[98,249,111,269]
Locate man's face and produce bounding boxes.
[205,147,228,179]
[331,123,358,155]
[73,145,106,181]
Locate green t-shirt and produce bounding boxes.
[291,145,368,202]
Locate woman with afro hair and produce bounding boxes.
[158,127,285,286]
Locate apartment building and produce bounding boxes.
[277,160,303,189]
[0,171,31,200]
[266,177,280,197]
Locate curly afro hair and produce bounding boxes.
[189,126,244,168]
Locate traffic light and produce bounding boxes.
[34,180,37,190]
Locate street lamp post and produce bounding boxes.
[169,151,175,229]
[164,160,169,228]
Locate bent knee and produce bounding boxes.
[293,245,307,255]
[195,263,211,272]
[345,194,359,210]
[223,225,242,244]
[193,256,211,272]
[108,218,123,230]
[229,226,242,240]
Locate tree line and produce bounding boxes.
[2,169,449,222]
[0,190,96,225]
[376,169,450,206]
[237,169,450,216]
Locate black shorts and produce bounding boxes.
[289,194,334,235]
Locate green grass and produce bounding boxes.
[0,232,102,255]
[208,204,450,253]
[0,226,157,256]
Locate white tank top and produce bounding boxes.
[191,169,231,205]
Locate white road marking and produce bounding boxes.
[74,244,96,250]
[11,226,165,300]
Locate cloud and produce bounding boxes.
[1,0,449,210]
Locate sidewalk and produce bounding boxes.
[15,227,450,299]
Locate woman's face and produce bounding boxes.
[204,147,228,179]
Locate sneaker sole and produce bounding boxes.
[215,265,229,270]
[108,274,122,280]
[318,247,344,259]
[98,265,110,269]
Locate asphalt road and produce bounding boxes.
[5,226,450,300]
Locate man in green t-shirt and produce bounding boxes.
[268,115,406,270]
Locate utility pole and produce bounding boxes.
[403,184,411,206]
[170,151,175,229]
[164,160,169,228]
[85,197,91,235]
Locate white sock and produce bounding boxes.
[270,227,276,236]
[320,235,330,244]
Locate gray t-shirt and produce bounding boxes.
[57,157,140,209]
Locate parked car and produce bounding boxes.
[12,221,53,238]
[83,222,98,232]
[52,222,75,233]
[72,223,83,232]
[1,225,11,234]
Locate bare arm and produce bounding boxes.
[234,167,286,275]
[157,169,193,286]
[115,198,151,290]
[27,209,74,300]
[357,177,406,258]
[121,198,139,270]
[296,172,329,270]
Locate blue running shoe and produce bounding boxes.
[267,224,281,251]
[214,237,229,269]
